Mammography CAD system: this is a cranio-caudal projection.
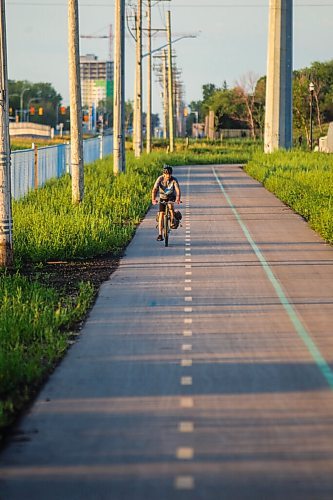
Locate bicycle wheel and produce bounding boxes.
[164,206,169,247]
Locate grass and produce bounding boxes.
[245,149,333,244]
[0,273,94,434]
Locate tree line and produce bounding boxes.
[187,59,333,144]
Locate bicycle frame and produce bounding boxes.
[160,200,174,247]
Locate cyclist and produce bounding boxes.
[152,165,181,241]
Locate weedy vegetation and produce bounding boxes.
[245,149,333,244]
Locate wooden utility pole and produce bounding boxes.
[113,0,125,174]
[166,11,174,152]
[68,0,84,203]
[134,0,143,157]
[146,0,152,153]
[162,49,168,140]
[0,0,13,267]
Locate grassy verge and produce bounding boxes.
[0,274,94,434]
[1,141,256,439]
[245,149,333,244]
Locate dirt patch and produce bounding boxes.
[20,253,121,298]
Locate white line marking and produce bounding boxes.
[184,318,192,324]
[182,344,192,351]
[184,308,192,314]
[185,265,191,269]
[185,279,192,283]
[185,297,192,302]
[184,287,192,291]
[174,476,194,490]
[176,448,194,460]
[181,359,193,367]
[185,272,192,276]
[180,397,194,408]
[183,330,192,336]
[179,422,194,433]
[181,376,193,386]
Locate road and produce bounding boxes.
[1,163,333,499]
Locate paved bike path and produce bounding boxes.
[1,164,333,499]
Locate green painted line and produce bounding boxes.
[212,165,333,390]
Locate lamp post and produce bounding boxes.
[309,81,314,151]
[20,87,30,122]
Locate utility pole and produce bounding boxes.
[166,10,174,153]
[113,0,125,174]
[134,0,143,158]
[146,0,152,153]
[162,49,168,139]
[0,0,13,266]
[68,0,84,203]
[264,0,293,153]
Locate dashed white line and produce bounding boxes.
[183,330,192,336]
[179,422,194,433]
[181,376,193,386]
[184,318,192,324]
[181,359,193,367]
[184,287,192,291]
[180,397,194,408]
[176,447,194,460]
[174,476,195,490]
[182,344,192,351]
[185,297,192,302]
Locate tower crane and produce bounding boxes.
[80,25,113,61]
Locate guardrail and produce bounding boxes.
[11,134,113,200]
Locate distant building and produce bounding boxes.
[80,54,114,109]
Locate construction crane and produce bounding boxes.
[80,25,113,61]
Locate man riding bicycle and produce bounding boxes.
[152,165,181,241]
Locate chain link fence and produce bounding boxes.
[11,134,113,200]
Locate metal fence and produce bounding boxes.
[11,134,113,200]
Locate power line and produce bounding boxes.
[7,2,333,6]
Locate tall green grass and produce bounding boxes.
[245,150,333,243]
[0,273,93,433]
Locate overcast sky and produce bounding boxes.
[6,0,333,117]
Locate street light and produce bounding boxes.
[20,87,30,122]
[309,81,315,151]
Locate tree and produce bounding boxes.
[125,100,134,134]
[202,83,216,102]
[8,80,62,127]
[235,72,259,139]
[293,71,310,143]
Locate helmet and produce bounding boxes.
[162,164,173,175]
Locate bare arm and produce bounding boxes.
[175,180,181,203]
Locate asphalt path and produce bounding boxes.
[1,164,333,499]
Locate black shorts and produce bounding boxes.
[159,197,175,212]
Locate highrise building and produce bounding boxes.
[80,54,114,109]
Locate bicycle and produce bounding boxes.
[160,200,172,247]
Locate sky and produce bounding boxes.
[6,0,333,118]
